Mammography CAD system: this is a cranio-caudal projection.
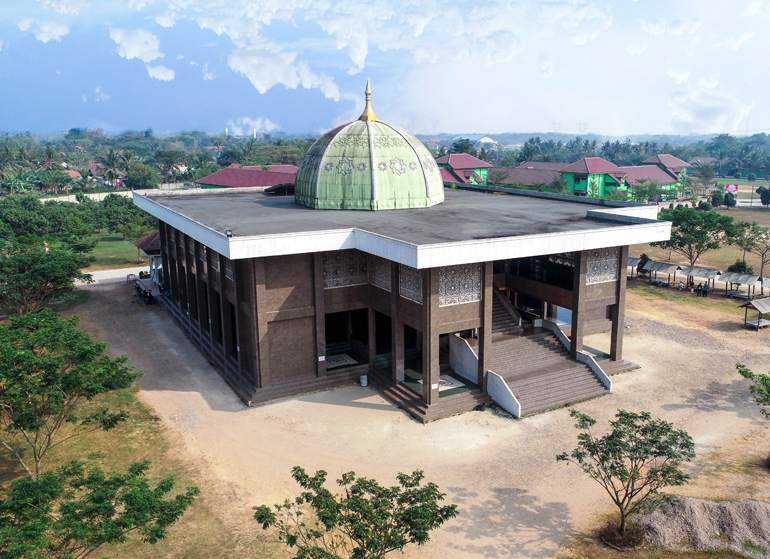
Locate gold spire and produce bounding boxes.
[358,78,378,122]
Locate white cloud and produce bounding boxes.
[744,0,770,16]
[639,18,666,35]
[176,54,184,60]
[667,70,690,84]
[17,18,69,43]
[628,43,647,55]
[227,116,278,136]
[190,61,198,66]
[146,64,174,81]
[127,0,154,8]
[156,11,179,28]
[539,56,553,78]
[228,48,339,100]
[571,29,600,45]
[0,40,4,52]
[202,63,215,80]
[38,0,87,15]
[667,19,701,35]
[668,75,754,134]
[718,31,754,50]
[109,28,163,62]
[82,87,109,102]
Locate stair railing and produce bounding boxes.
[487,370,520,417]
[493,285,522,326]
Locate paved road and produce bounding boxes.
[80,266,150,284]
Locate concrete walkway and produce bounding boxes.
[81,266,150,284]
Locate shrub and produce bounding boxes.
[748,173,757,181]
[698,200,713,211]
[727,260,754,274]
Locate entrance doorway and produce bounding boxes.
[324,309,369,369]
[402,325,424,395]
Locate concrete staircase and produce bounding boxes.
[492,289,524,338]
[491,331,608,416]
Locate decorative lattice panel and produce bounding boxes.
[399,265,423,305]
[369,255,392,292]
[323,250,368,289]
[586,248,620,284]
[548,252,574,267]
[439,264,482,307]
[210,252,219,271]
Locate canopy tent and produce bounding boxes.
[718,272,760,298]
[627,257,641,277]
[740,298,770,330]
[678,266,721,289]
[642,260,682,285]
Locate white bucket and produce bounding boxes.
[360,375,368,387]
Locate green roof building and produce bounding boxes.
[294,80,444,210]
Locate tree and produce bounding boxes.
[737,364,770,417]
[123,163,160,190]
[637,253,650,277]
[724,191,737,208]
[652,208,736,265]
[62,217,99,255]
[696,164,714,186]
[95,148,123,187]
[745,226,770,292]
[0,246,93,316]
[154,150,186,183]
[215,148,243,168]
[727,259,753,274]
[449,139,474,155]
[0,310,140,479]
[0,460,199,558]
[487,169,510,185]
[757,186,770,207]
[119,215,154,255]
[732,220,762,261]
[552,173,571,194]
[630,179,663,203]
[556,409,695,536]
[711,187,725,207]
[254,467,458,559]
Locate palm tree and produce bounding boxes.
[0,145,20,180]
[121,150,139,171]
[96,147,124,187]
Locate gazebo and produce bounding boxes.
[134,230,162,284]
[678,266,721,289]
[718,272,760,298]
[642,260,681,286]
[627,256,640,278]
[740,298,770,330]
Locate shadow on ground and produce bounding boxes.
[445,486,571,558]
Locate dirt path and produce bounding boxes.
[70,284,770,559]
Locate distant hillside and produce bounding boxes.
[415,132,720,147]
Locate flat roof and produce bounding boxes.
[135,188,671,268]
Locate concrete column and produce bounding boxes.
[254,258,271,387]
[570,251,588,358]
[540,299,548,320]
[610,246,629,361]
[422,268,440,405]
[479,262,493,391]
[367,307,376,368]
[313,254,327,377]
[391,263,404,383]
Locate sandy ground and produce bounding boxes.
[70,283,770,559]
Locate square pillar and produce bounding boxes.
[479,262,493,392]
[313,253,327,377]
[367,308,376,368]
[390,263,404,383]
[610,246,629,361]
[422,268,440,405]
[254,258,271,387]
[570,250,587,358]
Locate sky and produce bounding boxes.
[0,0,767,137]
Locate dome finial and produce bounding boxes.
[359,78,378,122]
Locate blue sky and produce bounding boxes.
[0,0,767,137]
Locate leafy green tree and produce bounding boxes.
[95,148,124,187]
[552,173,571,193]
[0,246,92,316]
[123,163,161,190]
[215,148,243,168]
[737,364,770,416]
[727,259,753,273]
[0,460,199,558]
[724,192,737,208]
[698,200,712,211]
[556,409,695,536]
[450,139,475,155]
[630,179,662,203]
[652,207,736,265]
[119,215,154,254]
[757,185,770,207]
[62,216,99,255]
[0,310,140,479]
[487,169,510,185]
[711,187,725,207]
[254,467,458,559]
[0,196,50,237]
[154,150,186,183]
[732,221,763,261]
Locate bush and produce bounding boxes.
[668,202,674,209]
[735,172,743,179]
[698,200,712,211]
[727,260,754,274]
[748,173,757,181]
[711,189,724,207]
[725,191,737,208]
[676,203,684,209]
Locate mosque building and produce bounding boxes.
[133,81,670,422]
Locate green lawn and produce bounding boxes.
[713,178,769,199]
[626,281,748,318]
[86,230,148,271]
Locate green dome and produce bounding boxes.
[295,87,444,210]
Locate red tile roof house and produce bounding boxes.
[560,157,681,199]
[196,168,296,190]
[436,153,493,185]
[243,164,299,173]
[486,166,565,189]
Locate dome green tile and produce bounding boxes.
[295,81,444,210]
